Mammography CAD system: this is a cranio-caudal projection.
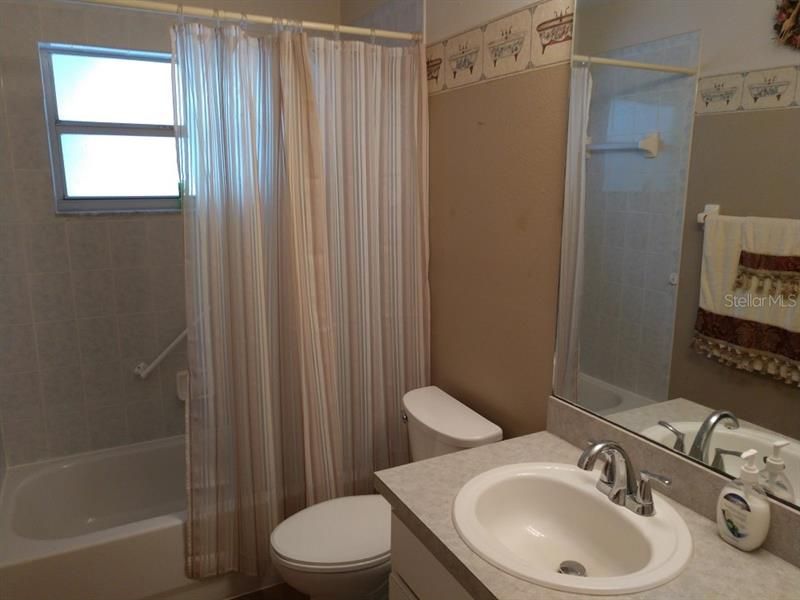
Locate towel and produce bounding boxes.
[735,217,800,298]
[692,215,800,386]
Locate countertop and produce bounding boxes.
[374,431,800,600]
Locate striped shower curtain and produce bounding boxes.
[171,25,429,578]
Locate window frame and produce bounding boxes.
[39,43,180,214]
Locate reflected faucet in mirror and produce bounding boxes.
[688,410,740,464]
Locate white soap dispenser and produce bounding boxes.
[759,440,796,503]
[716,449,770,551]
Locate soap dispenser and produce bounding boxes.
[759,440,796,503]
[716,449,770,551]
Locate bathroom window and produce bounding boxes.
[39,44,180,213]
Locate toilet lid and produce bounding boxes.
[270,495,391,573]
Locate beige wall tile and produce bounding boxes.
[67,221,111,270]
[39,366,84,409]
[0,169,19,223]
[0,370,42,422]
[0,272,31,325]
[120,361,161,405]
[82,360,124,409]
[0,0,194,465]
[156,308,186,348]
[39,3,87,45]
[146,217,184,265]
[29,270,75,322]
[113,267,153,314]
[0,2,41,60]
[0,324,37,374]
[35,319,79,370]
[117,312,157,359]
[26,222,68,272]
[1,416,48,464]
[14,168,56,223]
[0,224,28,273]
[72,268,114,318]
[45,404,90,455]
[77,316,119,365]
[126,400,164,442]
[111,220,148,267]
[87,404,129,450]
[150,264,184,313]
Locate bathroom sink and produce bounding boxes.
[641,421,800,491]
[452,463,692,595]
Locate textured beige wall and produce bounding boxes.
[429,64,570,438]
[670,110,800,438]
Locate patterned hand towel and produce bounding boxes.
[692,215,800,386]
[735,216,800,299]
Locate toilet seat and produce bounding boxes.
[270,494,391,574]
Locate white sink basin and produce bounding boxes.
[641,421,800,493]
[452,463,692,595]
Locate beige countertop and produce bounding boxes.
[375,431,800,600]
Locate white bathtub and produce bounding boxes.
[576,372,655,416]
[0,436,272,600]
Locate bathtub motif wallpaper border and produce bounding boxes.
[426,0,573,95]
[697,64,800,114]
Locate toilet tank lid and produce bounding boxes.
[402,386,502,448]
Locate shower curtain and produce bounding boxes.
[553,65,592,401]
[171,25,429,578]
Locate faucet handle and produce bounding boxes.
[637,470,671,516]
[656,421,686,453]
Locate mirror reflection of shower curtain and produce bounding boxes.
[553,65,592,400]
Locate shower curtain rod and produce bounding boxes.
[572,54,696,76]
[65,0,421,41]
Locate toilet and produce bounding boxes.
[269,386,502,600]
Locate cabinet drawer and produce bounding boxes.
[391,513,472,600]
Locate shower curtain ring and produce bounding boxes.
[370,27,376,44]
[177,3,184,25]
[213,8,220,28]
[334,24,340,42]
[239,12,247,30]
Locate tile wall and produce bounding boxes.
[346,0,422,34]
[579,32,699,401]
[0,0,187,467]
[697,63,800,115]
[425,0,573,95]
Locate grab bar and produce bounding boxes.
[133,329,187,380]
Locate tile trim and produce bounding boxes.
[426,0,573,96]
[696,63,800,115]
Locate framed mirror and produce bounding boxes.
[556,0,800,509]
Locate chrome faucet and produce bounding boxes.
[688,410,740,464]
[657,420,686,453]
[578,440,671,517]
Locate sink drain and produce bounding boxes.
[558,560,587,577]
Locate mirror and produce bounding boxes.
[559,0,800,509]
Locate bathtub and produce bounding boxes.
[0,436,272,600]
[576,372,655,416]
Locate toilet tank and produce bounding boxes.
[402,386,502,461]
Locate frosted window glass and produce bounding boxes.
[52,53,174,125]
[61,135,179,197]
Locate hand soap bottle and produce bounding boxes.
[758,440,796,503]
[716,449,770,551]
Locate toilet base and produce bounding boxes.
[274,554,390,600]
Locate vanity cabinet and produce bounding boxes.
[389,514,472,600]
